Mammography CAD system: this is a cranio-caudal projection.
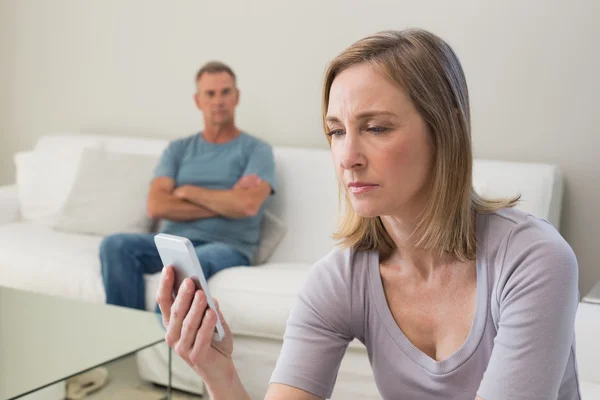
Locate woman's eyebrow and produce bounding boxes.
[325,115,341,124]
[326,111,399,124]
[355,110,399,120]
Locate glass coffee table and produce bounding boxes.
[0,286,172,400]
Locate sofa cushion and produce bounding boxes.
[22,133,166,228]
[54,147,158,235]
[14,150,87,226]
[0,185,20,225]
[254,212,287,265]
[210,263,312,340]
[0,222,105,303]
[580,381,600,399]
[575,302,600,385]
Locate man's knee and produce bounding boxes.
[100,233,132,258]
[99,234,138,280]
[195,243,249,278]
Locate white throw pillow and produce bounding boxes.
[54,147,159,235]
[14,150,85,226]
[254,211,287,265]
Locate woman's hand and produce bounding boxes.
[156,266,237,388]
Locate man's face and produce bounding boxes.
[194,72,239,127]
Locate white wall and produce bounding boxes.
[0,0,10,179]
[2,0,599,295]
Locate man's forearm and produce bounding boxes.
[178,186,250,219]
[148,193,218,221]
[161,200,217,222]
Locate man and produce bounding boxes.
[100,61,276,310]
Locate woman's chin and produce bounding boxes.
[352,205,382,218]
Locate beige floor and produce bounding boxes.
[85,355,202,400]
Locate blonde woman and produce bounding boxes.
[156,29,580,400]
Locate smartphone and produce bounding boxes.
[154,233,225,341]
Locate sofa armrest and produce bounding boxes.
[0,185,21,225]
[582,280,600,304]
[576,282,600,385]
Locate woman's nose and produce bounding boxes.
[339,135,365,171]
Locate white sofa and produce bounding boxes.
[0,133,598,399]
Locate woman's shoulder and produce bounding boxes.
[483,207,570,251]
[482,207,577,289]
[304,247,373,290]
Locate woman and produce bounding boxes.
[156,29,580,399]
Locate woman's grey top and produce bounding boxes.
[270,208,580,399]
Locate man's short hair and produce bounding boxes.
[195,61,237,84]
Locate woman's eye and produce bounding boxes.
[326,130,345,138]
[367,126,387,134]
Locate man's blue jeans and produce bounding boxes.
[100,233,250,310]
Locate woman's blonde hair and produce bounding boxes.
[323,28,518,262]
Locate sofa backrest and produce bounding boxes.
[33,133,564,263]
[35,133,168,155]
[472,159,563,229]
[268,146,339,264]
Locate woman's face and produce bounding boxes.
[326,63,434,219]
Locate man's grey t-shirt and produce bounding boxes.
[270,208,580,399]
[154,132,276,262]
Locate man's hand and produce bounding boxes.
[173,185,192,200]
[233,174,262,190]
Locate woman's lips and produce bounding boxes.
[348,184,379,194]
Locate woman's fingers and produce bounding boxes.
[160,278,234,373]
[191,308,218,361]
[176,290,208,354]
[212,298,231,336]
[156,266,175,328]
[165,278,195,348]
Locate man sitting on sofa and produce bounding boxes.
[100,61,276,310]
